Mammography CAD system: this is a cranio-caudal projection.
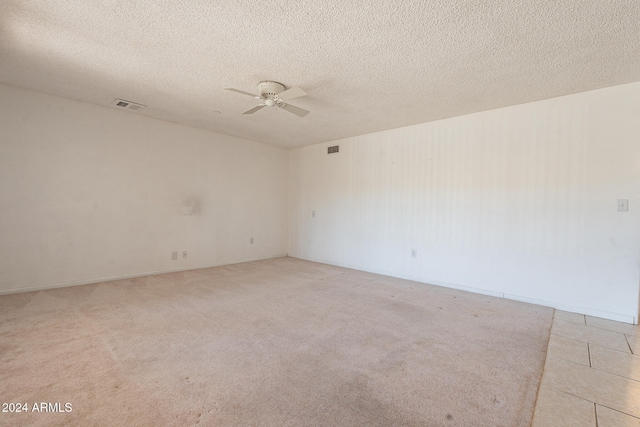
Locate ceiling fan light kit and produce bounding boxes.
[225,81,310,117]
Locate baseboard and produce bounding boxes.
[504,293,636,325]
[0,254,288,296]
[288,255,638,325]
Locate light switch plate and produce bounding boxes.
[617,199,629,212]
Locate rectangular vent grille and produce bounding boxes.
[327,145,339,154]
[111,98,147,112]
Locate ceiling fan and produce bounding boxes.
[225,81,310,117]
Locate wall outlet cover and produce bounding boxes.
[617,199,629,212]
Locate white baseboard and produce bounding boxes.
[0,254,287,296]
[288,255,638,325]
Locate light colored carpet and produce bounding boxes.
[0,257,553,426]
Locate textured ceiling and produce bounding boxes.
[1,1,639,149]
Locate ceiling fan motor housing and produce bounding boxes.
[258,81,285,99]
[226,81,309,116]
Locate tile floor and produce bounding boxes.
[532,310,640,426]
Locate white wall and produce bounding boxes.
[4,82,639,323]
[0,83,288,293]
[289,82,640,324]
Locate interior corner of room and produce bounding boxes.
[3,2,640,425]
[2,81,639,324]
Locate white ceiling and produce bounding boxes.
[1,1,639,149]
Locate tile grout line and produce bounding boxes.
[549,327,630,354]
[597,403,640,421]
[594,403,599,427]
[589,365,640,383]
[587,342,592,367]
[544,383,600,409]
[625,334,634,354]
[587,322,640,336]
[550,353,640,384]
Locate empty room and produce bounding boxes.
[1,1,640,426]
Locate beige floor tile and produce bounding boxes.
[586,316,639,336]
[597,405,640,427]
[551,319,631,353]
[555,310,586,325]
[532,385,595,427]
[547,334,590,366]
[628,334,640,354]
[543,357,640,418]
[591,345,640,381]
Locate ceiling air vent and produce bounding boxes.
[111,99,147,112]
[327,145,339,154]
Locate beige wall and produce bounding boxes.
[0,83,288,293]
[289,82,640,323]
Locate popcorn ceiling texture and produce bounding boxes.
[1,0,639,148]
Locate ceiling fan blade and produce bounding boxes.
[243,105,265,114]
[278,86,307,101]
[280,103,310,117]
[226,88,260,98]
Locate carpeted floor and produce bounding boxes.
[0,257,553,426]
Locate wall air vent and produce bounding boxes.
[111,99,147,112]
[327,145,339,154]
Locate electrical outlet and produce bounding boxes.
[250,237,254,244]
[171,251,178,260]
[182,251,188,259]
[618,199,629,212]
[411,249,417,258]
